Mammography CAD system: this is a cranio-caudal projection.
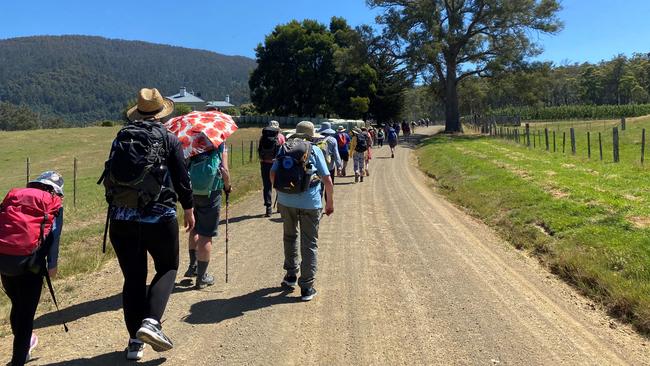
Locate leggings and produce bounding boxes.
[110,218,179,338]
[1,272,43,366]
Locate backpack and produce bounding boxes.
[0,188,62,258]
[188,148,223,196]
[273,139,316,194]
[355,132,369,153]
[337,133,347,148]
[98,121,168,209]
[388,129,398,142]
[315,139,332,165]
[258,127,281,161]
[378,130,385,139]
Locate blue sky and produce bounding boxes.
[0,0,648,64]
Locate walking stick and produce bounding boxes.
[225,191,229,283]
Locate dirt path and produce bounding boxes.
[2,126,649,365]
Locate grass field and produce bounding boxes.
[0,125,264,320]
[417,116,650,333]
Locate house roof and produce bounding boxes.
[207,101,235,108]
[168,92,205,104]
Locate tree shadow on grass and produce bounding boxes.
[42,351,166,366]
[33,294,121,329]
[182,286,296,325]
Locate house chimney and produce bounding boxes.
[225,94,230,104]
[180,87,186,97]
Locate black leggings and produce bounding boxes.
[1,272,43,366]
[110,218,179,338]
[261,162,273,207]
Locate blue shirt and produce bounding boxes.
[272,144,330,210]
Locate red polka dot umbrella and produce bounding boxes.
[164,111,238,158]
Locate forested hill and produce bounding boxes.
[0,35,256,124]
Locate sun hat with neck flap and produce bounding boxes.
[126,88,175,122]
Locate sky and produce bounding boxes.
[0,0,649,65]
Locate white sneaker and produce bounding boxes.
[126,339,145,360]
[26,333,38,362]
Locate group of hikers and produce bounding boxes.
[0,87,431,365]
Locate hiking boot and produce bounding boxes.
[354,175,359,183]
[360,175,364,183]
[195,273,215,289]
[391,153,394,158]
[265,206,272,217]
[301,287,317,301]
[281,273,298,287]
[136,318,173,352]
[184,264,197,277]
[125,340,145,360]
[26,333,38,362]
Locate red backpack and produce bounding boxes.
[337,133,347,148]
[0,188,62,256]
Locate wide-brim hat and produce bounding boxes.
[127,88,175,121]
[317,122,336,135]
[288,121,322,140]
[28,170,64,196]
[337,126,346,132]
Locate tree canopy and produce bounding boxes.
[368,0,563,132]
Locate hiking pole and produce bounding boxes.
[225,192,229,283]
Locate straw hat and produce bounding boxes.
[127,88,175,121]
[337,126,346,132]
[288,121,322,140]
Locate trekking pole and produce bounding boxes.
[225,192,229,283]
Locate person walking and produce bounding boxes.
[271,121,334,301]
[377,127,385,147]
[184,106,232,289]
[393,121,401,137]
[335,126,351,177]
[0,171,64,366]
[349,127,370,183]
[258,120,284,217]
[101,88,194,360]
[387,127,398,158]
[317,122,342,186]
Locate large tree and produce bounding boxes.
[368,0,562,132]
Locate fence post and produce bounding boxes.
[241,141,244,166]
[587,132,591,159]
[570,128,576,155]
[599,132,603,161]
[533,131,536,148]
[562,132,566,153]
[229,144,233,168]
[73,157,78,208]
[26,157,30,185]
[545,128,549,151]
[621,117,626,131]
[553,131,556,152]
[526,124,530,147]
[249,141,254,163]
[642,129,646,164]
[613,127,620,163]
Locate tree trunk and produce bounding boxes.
[444,72,461,133]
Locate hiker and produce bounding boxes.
[0,171,64,366]
[393,122,401,137]
[184,106,232,288]
[387,127,398,158]
[259,120,285,217]
[377,127,385,147]
[101,88,194,360]
[335,126,351,177]
[402,120,411,141]
[270,121,334,301]
[349,127,370,183]
[316,122,342,196]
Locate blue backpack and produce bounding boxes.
[273,139,316,194]
[188,148,223,196]
[388,128,398,142]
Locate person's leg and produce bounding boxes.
[353,153,361,181]
[2,273,42,366]
[110,220,148,338]
[278,203,299,276]
[143,218,180,321]
[297,208,321,290]
[261,162,273,213]
[193,191,221,287]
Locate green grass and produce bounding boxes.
[417,116,650,334]
[0,125,263,320]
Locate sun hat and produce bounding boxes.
[268,120,280,129]
[317,122,336,136]
[127,88,175,122]
[28,171,64,196]
[337,126,345,132]
[288,121,322,140]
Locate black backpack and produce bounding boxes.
[258,127,281,161]
[98,121,168,209]
[355,132,369,153]
[273,139,315,194]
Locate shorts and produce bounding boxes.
[339,150,349,161]
[193,190,222,237]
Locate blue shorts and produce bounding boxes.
[192,191,222,237]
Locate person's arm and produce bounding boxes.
[330,138,342,170]
[166,133,194,232]
[220,145,232,194]
[278,133,286,145]
[313,147,333,215]
[350,136,356,152]
[47,207,64,278]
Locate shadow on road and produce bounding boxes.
[34,294,121,329]
[219,213,265,225]
[182,286,296,325]
[42,351,166,366]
